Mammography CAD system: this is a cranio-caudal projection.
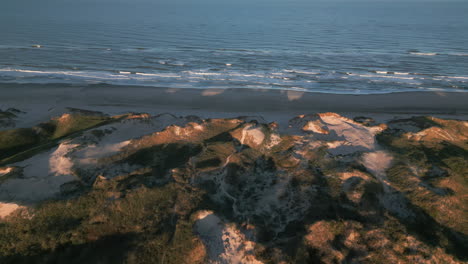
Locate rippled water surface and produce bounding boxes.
[1,1,467,93]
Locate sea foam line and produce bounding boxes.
[410,52,437,56]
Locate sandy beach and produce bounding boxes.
[1,84,467,124]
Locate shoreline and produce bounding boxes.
[1,81,467,96]
[1,84,468,128]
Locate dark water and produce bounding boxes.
[1,1,467,94]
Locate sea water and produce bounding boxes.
[0,0,467,94]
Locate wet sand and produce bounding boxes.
[1,84,467,127]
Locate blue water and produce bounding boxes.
[1,1,467,94]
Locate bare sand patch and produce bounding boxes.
[194,211,263,264]
[361,151,393,179]
[0,202,23,219]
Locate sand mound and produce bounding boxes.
[194,211,262,264]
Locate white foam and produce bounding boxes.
[1,68,48,74]
[375,71,410,76]
[228,73,267,78]
[135,72,180,78]
[349,73,415,80]
[158,60,185,66]
[444,76,468,80]
[185,71,223,76]
[0,68,128,80]
[1,66,465,94]
[448,52,468,56]
[0,68,180,79]
[410,52,437,56]
[183,71,267,79]
[284,69,320,75]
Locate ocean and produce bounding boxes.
[1,1,467,94]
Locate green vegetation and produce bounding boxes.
[1,114,467,263]
[0,181,205,264]
[378,116,468,236]
[51,114,110,139]
[0,113,113,165]
[0,128,39,159]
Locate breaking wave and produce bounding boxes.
[1,67,467,94]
